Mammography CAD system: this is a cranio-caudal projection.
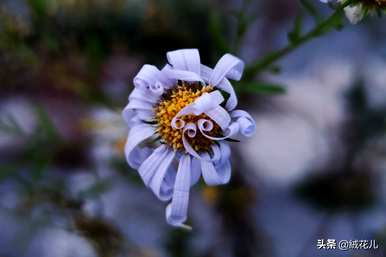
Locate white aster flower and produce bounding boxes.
[320,0,386,23]
[122,49,256,228]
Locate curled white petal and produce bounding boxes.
[185,122,197,138]
[163,65,204,84]
[124,124,155,169]
[134,64,171,91]
[133,65,159,89]
[128,147,153,170]
[148,149,176,201]
[209,54,244,86]
[125,99,154,111]
[200,149,231,185]
[149,81,164,96]
[231,110,256,137]
[167,49,201,75]
[171,118,186,130]
[201,64,238,111]
[197,119,213,132]
[182,126,201,159]
[199,121,239,141]
[171,90,225,129]
[129,88,159,104]
[138,145,170,186]
[166,154,192,228]
[190,158,201,186]
[136,110,154,121]
[205,106,231,130]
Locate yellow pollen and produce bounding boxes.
[154,82,222,152]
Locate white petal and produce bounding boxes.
[125,99,154,111]
[199,121,240,141]
[209,54,244,86]
[123,99,155,123]
[122,107,136,127]
[148,149,176,201]
[167,49,201,75]
[160,65,177,89]
[201,151,231,186]
[182,127,201,159]
[134,65,160,90]
[171,91,225,129]
[136,110,155,121]
[184,122,197,138]
[163,65,204,84]
[138,145,170,185]
[344,4,364,24]
[216,141,231,164]
[194,91,224,113]
[124,124,155,168]
[205,106,231,130]
[166,154,192,228]
[191,158,201,186]
[231,110,256,137]
[129,88,159,104]
[128,147,152,169]
[197,119,213,132]
[201,64,238,111]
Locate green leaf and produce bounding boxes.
[209,12,231,54]
[239,82,286,94]
[288,14,303,44]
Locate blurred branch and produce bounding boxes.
[243,0,357,80]
[232,0,255,52]
[236,81,286,94]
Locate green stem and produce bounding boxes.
[243,0,356,80]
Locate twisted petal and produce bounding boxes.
[182,123,201,159]
[201,64,238,111]
[191,158,201,186]
[231,110,256,137]
[198,119,239,141]
[138,145,174,188]
[209,54,244,86]
[124,124,155,169]
[200,143,231,185]
[129,87,160,104]
[148,148,176,201]
[167,49,201,75]
[171,90,230,130]
[166,154,192,228]
[129,147,152,169]
[205,106,231,131]
[163,65,204,84]
[122,100,154,124]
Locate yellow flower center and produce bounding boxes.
[155,82,222,152]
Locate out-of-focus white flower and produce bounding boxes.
[122,49,256,228]
[87,108,127,164]
[320,0,386,24]
[28,228,97,257]
[0,98,37,149]
[363,57,386,108]
[242,58,353,186]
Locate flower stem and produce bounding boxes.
[243,0,356,80]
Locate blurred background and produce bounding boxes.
[1,0,386,257]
